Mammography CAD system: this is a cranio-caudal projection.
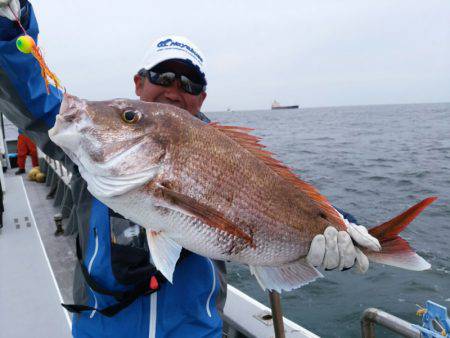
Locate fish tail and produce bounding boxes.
[365,197,437,271]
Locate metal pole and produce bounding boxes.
[0,113,10,170]
[59,160,64,178]
[0,113,5,138]
[361,308,422,338]
[268,291,285,338]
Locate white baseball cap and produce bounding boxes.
[140,35,207,84]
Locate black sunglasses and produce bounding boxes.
[140,69,206,96]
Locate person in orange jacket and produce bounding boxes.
[15,129,38,175]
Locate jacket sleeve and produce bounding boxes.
[335,207,358,224]
[0,1,71,166]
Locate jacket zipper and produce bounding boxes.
[206,258,216,318]
[87,228,99,318]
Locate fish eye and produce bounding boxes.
[121,110,141,124]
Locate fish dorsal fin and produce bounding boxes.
[210,123,346,228]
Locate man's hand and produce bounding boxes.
[0,0,20,21]
[306,220,381,273]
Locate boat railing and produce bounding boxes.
[361,308,422,338]
[362,301,450,338]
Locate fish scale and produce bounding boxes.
[163,208,303,265]
[163,124,331,244]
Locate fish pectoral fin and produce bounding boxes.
[146,230,182,283]
[250,259,323,293]
[156,185,254,247]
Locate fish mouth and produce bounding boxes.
[49,94,92,161]
[49,114,90,171]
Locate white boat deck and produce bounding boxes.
[0,174,72,338]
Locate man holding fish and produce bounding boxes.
[0,1,433,337]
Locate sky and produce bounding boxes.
[33,0,450,112]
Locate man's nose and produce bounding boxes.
[163,80,183,101]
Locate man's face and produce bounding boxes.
[134,60,207,116]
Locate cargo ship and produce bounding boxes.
[271,100,299,110]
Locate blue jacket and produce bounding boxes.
[0,3,224,338]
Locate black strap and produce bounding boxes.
[61,234,189,317]
[61,297,140,318]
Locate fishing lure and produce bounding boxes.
[8,4,62,94]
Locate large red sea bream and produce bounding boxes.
[48,94,435,292]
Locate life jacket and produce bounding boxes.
[69,198,224,338]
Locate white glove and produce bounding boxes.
[0,0,20,21]
[307,221,380,273]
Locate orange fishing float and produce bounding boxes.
[8,4,62,94]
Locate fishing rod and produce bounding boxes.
[269,291,286,338]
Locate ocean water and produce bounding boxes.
[208,103,450,338]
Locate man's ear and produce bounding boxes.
[134,74,143,97]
